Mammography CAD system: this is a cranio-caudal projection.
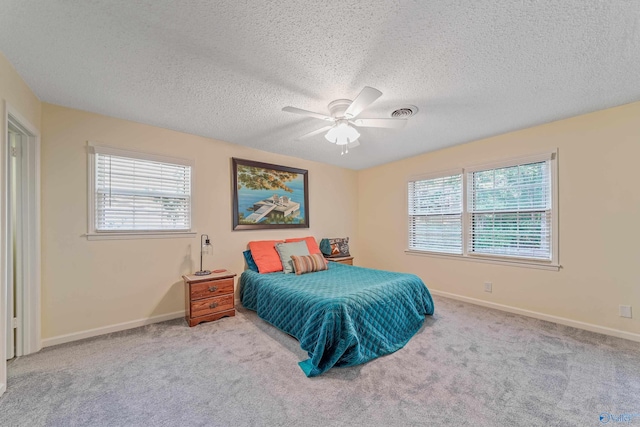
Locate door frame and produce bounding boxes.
[1,101,41,395]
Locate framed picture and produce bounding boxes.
[232,158,309,230]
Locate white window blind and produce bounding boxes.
[468,160,551,260]
[94,152,192,232]
[408,173,463,254]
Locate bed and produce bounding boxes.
[240,262,434,377]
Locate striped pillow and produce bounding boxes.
[291,253,328,275]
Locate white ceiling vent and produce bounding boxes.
[391,105,418,118]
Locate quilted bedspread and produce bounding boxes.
[240,263,434,377]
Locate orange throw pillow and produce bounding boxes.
[248,240,284,273]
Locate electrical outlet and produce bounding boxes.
[484,282,492,293]
[619,305,632,318]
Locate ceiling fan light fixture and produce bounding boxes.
[283,86,403,154]
[325,120,360,145]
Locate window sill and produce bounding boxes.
[404,250,561,271]
[86,231,197,241]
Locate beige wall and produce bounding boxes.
[358,101,640,336]
[6,48,640,343]
[0,53,42,130]
[41,103,358,339]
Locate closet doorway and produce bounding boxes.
[2,104,41,378]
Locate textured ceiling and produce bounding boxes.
[1,1,639,170]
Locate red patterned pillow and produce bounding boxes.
[290,253,328,275]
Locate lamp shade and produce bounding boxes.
[325,120,360,145]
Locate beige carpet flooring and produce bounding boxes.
[1,295,639,426]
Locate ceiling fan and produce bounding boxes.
[282,86,407,155]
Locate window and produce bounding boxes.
[468,161,550,259]
[88,144,194,239]
[407,152,557,268]
[408,173,462,254]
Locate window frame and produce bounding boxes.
[86,142,197,240]
[407,169,464,255]
[406,151,559,270]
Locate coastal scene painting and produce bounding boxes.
[232,158,309,230]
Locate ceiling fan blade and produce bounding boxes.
[344,86,382,118]
[295,125,333,141]
[352,118,407,129]
[347,139,361,148]
[282,106,333,122]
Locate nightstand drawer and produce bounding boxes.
[328,256,353,265]
[190,278,234,300]
[190,294,234,318]
[183,270,236,327]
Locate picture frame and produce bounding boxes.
[232,158,309,230]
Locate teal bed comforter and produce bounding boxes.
[239,263,434,377]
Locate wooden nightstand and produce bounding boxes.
[328,256,354,265]
[183,270,236,327]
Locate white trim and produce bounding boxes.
[429,289,640,343]
[464,151,555,173]
[87,142,193,167]
[86,142,194,237]
[87,144,94,236]
[406,149,559,268]
[0,101,5,397]
[461,168,469,256]
[5,105,39,138]
[86,231,197,241]
[405,249,561,271]
[5,104,42,357]
[465,150,558,265]
[2,101,42,375]
[551,149,559,264]
[1,102,43,397]
[407,171,464,255]
[42,310,186,348]
[407,168,463,183]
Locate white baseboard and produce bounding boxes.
[42,310,185,348]
[0,382,6,396]
[38,293,640,347]
[429,289,640,343]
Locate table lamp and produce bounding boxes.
[195,234,212,276]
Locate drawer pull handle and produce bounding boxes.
[209,302,218,309]
[208,286,218,292]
